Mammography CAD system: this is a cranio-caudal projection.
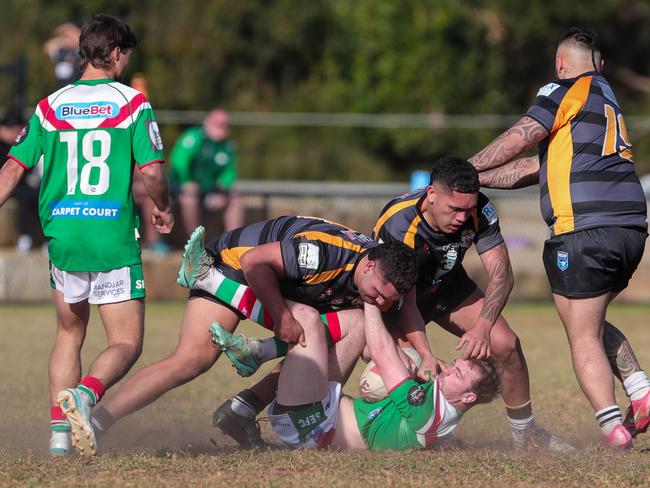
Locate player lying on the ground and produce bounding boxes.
[83,216,419,454]
[213,157,573,452]
[253,301,500,450]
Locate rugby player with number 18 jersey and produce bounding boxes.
[473,27,650,449]
[0,14,173,456]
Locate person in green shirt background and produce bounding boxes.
[171,109,244,236]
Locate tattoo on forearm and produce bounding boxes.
[479,244,513,326]
[603,321,641,381]
[479,156,540,189]
[470,116,548,172]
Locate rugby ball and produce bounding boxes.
[357,348,422,402]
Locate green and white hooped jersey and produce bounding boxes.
[8,79,165,271]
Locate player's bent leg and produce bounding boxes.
[436,289,574,451]
[555,293,615,410]
[49,290,90,456]
[554,292,629,448]
[50,291,90,406]
[602,320,650,437]
[276,303,328,405]
[94,298,237,433]
[327,308,365,384]
[268,304,337,448]
[61,298,146,457]
[91,299,145,389]
[213,305,356,449]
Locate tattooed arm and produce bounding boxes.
[479,156,540,189]
[456,243,514,359]
[469,116,549,172]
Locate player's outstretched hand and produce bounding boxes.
[152,206,174,234]
[275,316,306,347]
[456,323,491,360]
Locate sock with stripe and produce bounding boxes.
[596,405,623,435]
[623,371,650,401]
[254,324,334,363]
[77,376,106,407]
[50,405,70,432]
[506,400,535,431]
[252,337,288,363]
[231,389,267,418]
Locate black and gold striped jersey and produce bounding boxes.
[373,189,503,292]
[206,216,376,311]
[526,72,647,237]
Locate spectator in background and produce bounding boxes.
[171,109,244,235]
[0,110,43,253]
[130,73,170,253]
[43,23,81,87]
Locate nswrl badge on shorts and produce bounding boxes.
[556,251,569,271]
[289,402,326,441]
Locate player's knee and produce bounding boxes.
[131,341,144,361]
[117,340,144,364]
[291,304,322,327]
[167,351,214,381]
[490,326,520,363]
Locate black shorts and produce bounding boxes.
[416,267,478,322]
[543,226,647,298]
[188,288,248,320]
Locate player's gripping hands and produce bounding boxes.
[456,319,492,360]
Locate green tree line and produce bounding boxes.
[2,0,650,180]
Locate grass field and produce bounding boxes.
[1,301,649,487]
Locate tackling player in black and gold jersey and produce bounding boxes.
[85,216,423,452]
[372,156,572,451]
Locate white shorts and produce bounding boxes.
[269,381,341,449]
[49,262,146,305]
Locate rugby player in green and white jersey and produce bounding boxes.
[267,301,500,451]
[0,14,173,456]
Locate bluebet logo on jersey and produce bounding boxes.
[50,200,120,219]
[556,251,569,271]
[56,101,119,120]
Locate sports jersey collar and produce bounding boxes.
[436,389,462,437]
[558,71,601,83]
[73,78,114,86]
